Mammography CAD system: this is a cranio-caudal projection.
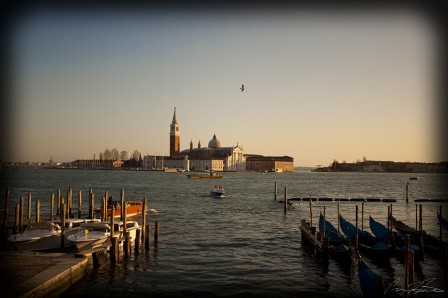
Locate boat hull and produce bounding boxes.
[94,201,143,218]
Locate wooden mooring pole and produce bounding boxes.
[337,198,340,233]
[309,200,313,228]
[19,196,24,233]
[60,200,65,251]
[50,193,54,221]
[274,182,277,201]
[406,182,409,203]
[78,190,82,219]
[35,199,40,223]
[14,203,19,234]
[283,186,287,213]
[89,191,94,219]
[120,188,125,221]
[355,205,359,250]
[145,224,150,249]
[57,189,61,216]
[142,198,147,244]
[154,221,160,242]
[27,192,31,221]
[110,236,118,264]
[3,187,9,238]
[110,205,115,238]
[361,202,364,231]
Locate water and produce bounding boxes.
[1,168,447,297]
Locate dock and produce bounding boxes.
[0,251,87,298]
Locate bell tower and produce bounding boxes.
[170,107,180,157]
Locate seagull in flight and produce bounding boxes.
[240,84,244,92]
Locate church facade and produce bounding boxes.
[145,108,246,171]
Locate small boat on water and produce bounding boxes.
[369,215,421,258]
[94,199,143,219]
[318,213,351,259]
[339,214,392,256]
[438,213,448,232]
[187,170,222,179]
[210,185,225,198]
[357,253,401,298]
[67,222,111,252]
[113,221,140,247]
[390,215,445,253]
[409,177,419,180]
[8,222,61,251]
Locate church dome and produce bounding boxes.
[208,134,221,149]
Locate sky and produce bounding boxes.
[3,4,444,167]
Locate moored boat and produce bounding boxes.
[67,222,111,252]
[113,221,140,247]
[339,214,392,256]
[318,213,351,259]
[357,253,401,298]
[8,222,62,251]
[94,200,143,219]
[438,213,448,232]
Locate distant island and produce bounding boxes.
[314,160,448,173]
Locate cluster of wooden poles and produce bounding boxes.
[0,187,161,265]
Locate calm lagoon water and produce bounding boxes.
[1,168,447,297]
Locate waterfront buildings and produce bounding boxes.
[144,108,293,172]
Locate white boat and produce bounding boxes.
[8,222,62,251]
[113,221,140,247]
[274,168,283,173]
[67,222,111,252]
[210,185,225,198]
[8,219,103,251]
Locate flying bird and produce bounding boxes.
[240,84,244,92]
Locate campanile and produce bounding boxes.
[170,107,180,157]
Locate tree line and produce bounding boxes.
[98,148,143,168]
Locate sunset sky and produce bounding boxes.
[4,4,443,167]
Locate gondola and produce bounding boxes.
[319,213,351,259]
[339,214,392,256]
[438,213,448,232]
[390,215,445,253]
[369,215,421,257]
[357,253,401,298]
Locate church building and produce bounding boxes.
[149,108,246,171]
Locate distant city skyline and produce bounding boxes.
[2,4,444,167]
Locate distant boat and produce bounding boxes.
[409,177,419,180]
[274,168,283,173]
[187,170,222,179]
[210,185,225,198]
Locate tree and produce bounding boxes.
[104,149,112,160]
[111,148,119,160]
[120,150,128,161]
[131,150,140,161]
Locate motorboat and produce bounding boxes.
[113,221,140,247]
[8,222,62,251]
[210,185,225,198]
[8,219,102,251]
[94,200,143,219]
[66,222,111,252]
